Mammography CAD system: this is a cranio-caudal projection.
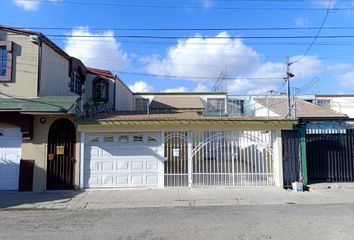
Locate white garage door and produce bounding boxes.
[0,127,21,190]
[84,132,164,188]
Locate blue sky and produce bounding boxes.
[1,0,354,95]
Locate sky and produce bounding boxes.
[1,0,354,95]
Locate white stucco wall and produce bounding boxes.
[115,77,134,111]
[254,102,279,117]
[317,96,354,118]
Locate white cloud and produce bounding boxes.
[327,63,354,72]
[64,27,130,70]
[310,0,336,8]
[202,0,213,8]
[228,56,323,94]
[294,16,310,27]
[143,31,325,94]
[14,0,61,10]
[194,83,208,92]
[164,87,189,92]
[144,32,260,81]
[129,81,154,93]
[336,71,354,87]
[289,55,323,78]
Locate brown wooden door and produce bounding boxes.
[47,119,76,190]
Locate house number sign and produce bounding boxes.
[56,146,65,155]
[172,148,180,157]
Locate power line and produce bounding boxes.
[118,71,284,80]
[7,0,354,10]
[12,26,354,31]
[291,0,333,64]
[6,33,354,39]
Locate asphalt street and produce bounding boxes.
[0,204,354,240]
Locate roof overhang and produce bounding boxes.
[77,119,297,126]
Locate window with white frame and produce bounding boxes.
[207,98,226,113]
[69,71,83,95]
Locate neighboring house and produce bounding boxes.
[254,96,354,187]
[253,97,348,120]
[77,92,296,189]
[315,94,354,118]
[0,25,87,191]
[0,25,134,192]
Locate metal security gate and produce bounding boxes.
[47,119,76,190]
[282,130,301,187]
[164,132,189,187]
[307,127,354,183]
[164,130,275,187]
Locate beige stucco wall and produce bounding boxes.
[0,30,39,98]
[39,43,73,96]
[21,115,80,192]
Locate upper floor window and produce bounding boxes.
[135,98,149,113]
[227,99,244,115]
[0,41,12,82]
[317,99,331,109]
[207,98,226,113]
[69,71,83,95]
[0,47,6,76]
[93,78,109,102]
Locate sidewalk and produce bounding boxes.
[1,187,354,210]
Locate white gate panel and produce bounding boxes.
[84,132,164,188]
[0,128,21,190]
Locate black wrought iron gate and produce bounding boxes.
[282,130,301,187]
[47,119,76,190]
[306,127,354,183]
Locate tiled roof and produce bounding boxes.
[87,67,114,78]
[150,96,205,109]
[254,97,348,119]
[0,96,79,113]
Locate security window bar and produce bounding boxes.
[93,78,109,102]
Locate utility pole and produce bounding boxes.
[286,56,291,118]
[285,56,295,118]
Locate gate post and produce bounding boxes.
[187,131,193,188]
[80,132,85,189]
[300,125,308,186]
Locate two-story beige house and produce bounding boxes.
[0,25,118,192]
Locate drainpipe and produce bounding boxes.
[114,75,117,110]
[36,36,43,96]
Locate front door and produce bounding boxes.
[47,119,76,190]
